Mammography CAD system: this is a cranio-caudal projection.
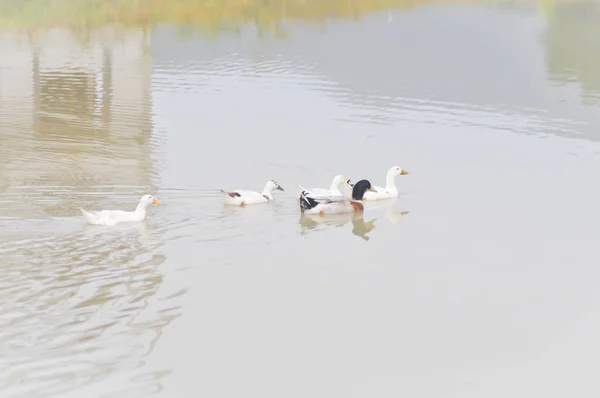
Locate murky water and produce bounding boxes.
[1,1,600,397]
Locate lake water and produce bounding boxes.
[1,1,600,397]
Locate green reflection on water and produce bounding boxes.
[0,0,413,35]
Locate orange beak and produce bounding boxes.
[152,198,162,205]
[401,170,409,175]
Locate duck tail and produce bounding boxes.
[220,189,240,198]
[296,183,307,196]
[299,189,319,213]
[79,207,96,223]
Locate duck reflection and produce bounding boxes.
[299,197,409,240]
[299,212,377,241]
[362,198,409,225]
[83,217,152,241]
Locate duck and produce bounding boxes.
[299,179,376,215]
[308,175,352,197]
[80,194,162,226]
[362,166,409,201]
[221,180,284,206]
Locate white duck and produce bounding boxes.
[362,166,409,201]
[221,180,284,206]
[80,194,162,226]
[308,175,352,197]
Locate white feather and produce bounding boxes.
[221,180,284,206]
[362,166,409,201]
[309,175,352,197]
[80,194,161,226]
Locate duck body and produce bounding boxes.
[300,194,364,215]
[221,180,284,206]
[363,186,397,201]
[80,194,161,226]
[299,179,375,215]
[362,166,409,201]
[221,190,271,205]
[80,209,144,225]
[309,175,352,197]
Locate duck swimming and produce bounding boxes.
[308,175,352,197]
[80,194,162,226]
[221,180,284,206]
[299,179,376,215]
[362,166,409,201]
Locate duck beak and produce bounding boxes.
[153,198,162,205]
[277,186,285,191]
[401,170,409,175]
[368,187,377,192]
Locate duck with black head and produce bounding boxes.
[298,179,376,215]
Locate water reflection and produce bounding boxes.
[363,198,410,225]
[0,219,174,397]
[298,196,409,240]
[299,212,378,241]
[0,0,412,35]
[0,29,154,198]
[0,26,173,397]
[1,1,600,397]
[545,1,600,100]
[284,0,600,142]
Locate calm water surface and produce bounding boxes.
[1,2,600,397]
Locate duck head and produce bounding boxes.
[351,180,376,200]
[390,166,409,176]
[138,194,162,210]
[265,180,285,192]
[331,175,352,188]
